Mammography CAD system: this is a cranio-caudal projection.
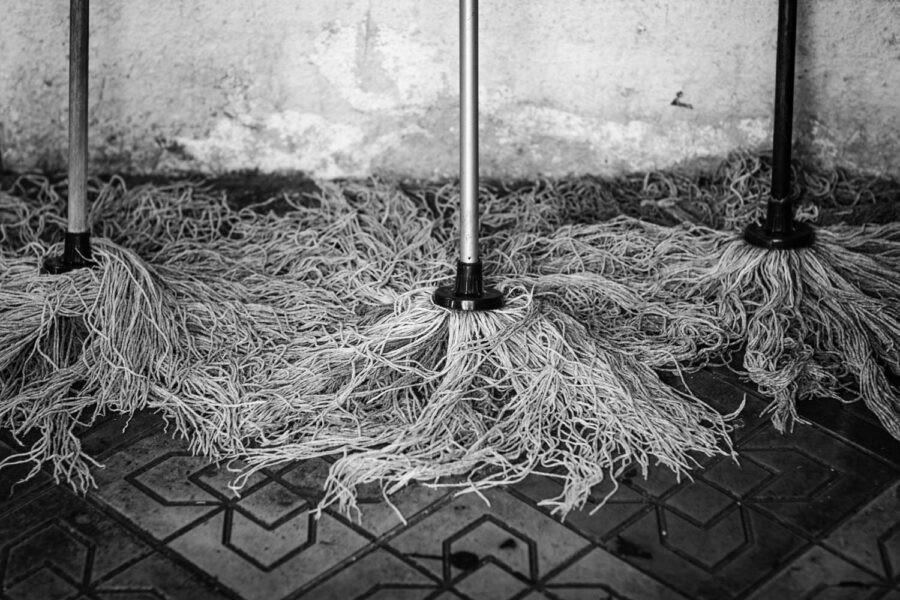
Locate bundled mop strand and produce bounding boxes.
[0,240,185,488]
[0,176,453,492]
[491,216,737,370]
[653,222,900,437]
[236,285,737,519]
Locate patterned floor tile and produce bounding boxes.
[92,432,222,540]
[747,545,887,600]
[610,504,807,599]
[511,472,659,549]
[301,478,453,540]
[823,481,900,581]
[0,485,226,599]
[79,409,164,460]
[453,562,530,599]
[95,552,231,599]
[740,424,898,537]
[168,509,369,600]
[0,439,51,517]
[544,547,688,600]
[299,548,439,600]
[679,368,772,442]
[700,455,775,498]
[388,489,590,593]
[799,395,900,471]
[0,487,150,599]
[2,363,899,600]
[87,429,382,600]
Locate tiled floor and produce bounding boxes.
[1,368,898,600]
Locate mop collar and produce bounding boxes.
[43,231,95,273]
[433,260,503,311]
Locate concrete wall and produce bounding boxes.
[2,0,899,179]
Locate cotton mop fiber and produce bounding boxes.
[637,0,900,437]
[1,0,735,518]
[224,0,737,520]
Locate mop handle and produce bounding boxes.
[459,0,479,264]
[771,0,797,201]
[68,0,89,235]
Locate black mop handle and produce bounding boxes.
[770,0,797,203]
[745,0,813,249]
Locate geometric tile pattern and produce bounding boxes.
[0,368,898,600]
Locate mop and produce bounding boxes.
[230,0,737,520]
[0,0,390,488]
[0,0,457,489]
[632,0,900,436]
[0,0,186,487]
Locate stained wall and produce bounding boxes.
[2,0,899,178]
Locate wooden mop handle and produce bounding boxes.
[459,0,479,264]
[68,0,89,235]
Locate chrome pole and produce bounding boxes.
[459,0,479,264]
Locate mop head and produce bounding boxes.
[2,152,896,514]
[0,239,187,488]
[0,177,446,492]
[1,177,735,519]
[236,284,735,519]
[652,221,900,437]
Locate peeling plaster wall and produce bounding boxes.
[2,0,899,179]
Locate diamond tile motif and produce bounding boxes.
[169,510,368,600]
[665,480,734,524]
[88,430,374,600]
[740,425,898,537]
[613,504,806,599]
[515,477,650,544]
[128,452,222,506]
[236,480,310,528]
[662,504,752,570]
[0,485,225,599]
[389,489,589,589]
[454,562,529,599]
[93,433,221,540]
[700,455,774,498]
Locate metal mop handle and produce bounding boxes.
[432,0,503,311]
[460,0,479,264]
[744,0,813,249]
[45,0,94,273]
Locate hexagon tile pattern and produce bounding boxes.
[0,370,898,599]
